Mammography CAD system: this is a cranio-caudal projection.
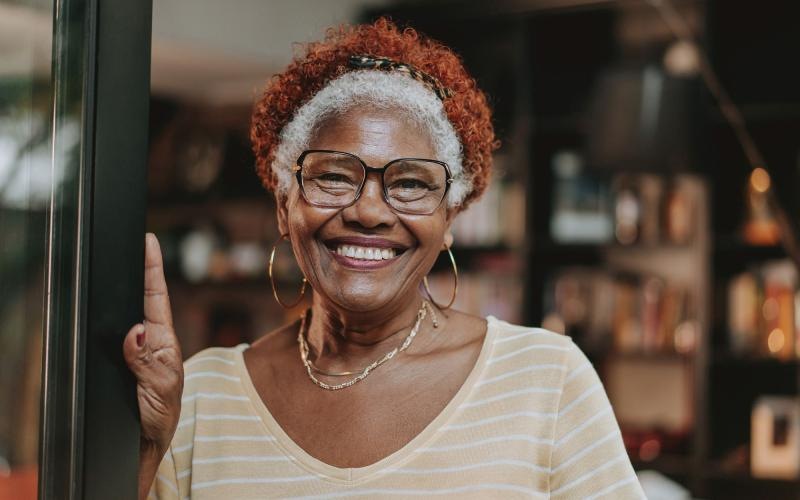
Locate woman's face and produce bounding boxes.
[277,106,453,314]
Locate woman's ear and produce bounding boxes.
[276,191,290,236]
[443,207,456,249]
[443,230,454,250]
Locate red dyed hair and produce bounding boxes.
[250,18,499,210]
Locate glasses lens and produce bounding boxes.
[300,152,363,207]
[384,160,448,214]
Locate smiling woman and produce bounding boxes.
[126,18,646,499]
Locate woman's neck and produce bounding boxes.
[305,291,435,366]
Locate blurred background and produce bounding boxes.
[3,0,800,498]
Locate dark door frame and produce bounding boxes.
[39,0,153,498]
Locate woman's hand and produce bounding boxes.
[123,233,183,497]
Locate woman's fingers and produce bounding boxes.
[122,233,184,457]
[123,322,181,381]
[144,232,173,330]
[123,321,183,448]
[123,322,154,381]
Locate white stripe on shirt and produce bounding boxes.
[419,434,552,452]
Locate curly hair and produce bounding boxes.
[250,17,498,210]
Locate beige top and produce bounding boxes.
[150,316,646,499]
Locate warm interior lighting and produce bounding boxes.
[762,297,779,321]
[663,40,700,77]
[639,438,661,462]
[767,328,785,353]
[750,167,771,193]
[674,321,697,354]
[541,312,566,335]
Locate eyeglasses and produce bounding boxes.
[293,150,452,215]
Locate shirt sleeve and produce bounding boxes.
[147,446,182,500]
[548,340,646,499]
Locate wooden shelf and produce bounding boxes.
[714,237,786,261]
[631,453,694,477]
[711,351,800,366]
[603,351,695,363]
[535,238,697,259]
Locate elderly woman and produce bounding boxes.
[124,19,645,499]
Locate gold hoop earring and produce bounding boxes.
[268,234,308,309]
[423,246,458,310]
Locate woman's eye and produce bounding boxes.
[393,179,431,190]
[317,173,351,184]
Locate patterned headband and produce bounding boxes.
[348,54,454,100]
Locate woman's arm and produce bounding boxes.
[123,233,184,499]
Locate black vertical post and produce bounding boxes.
[39,0,153,498]
[38,0,94,496]
[81,0,152,498]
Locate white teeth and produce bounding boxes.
[335,244,397,261]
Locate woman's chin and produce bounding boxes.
[324,286,412,314]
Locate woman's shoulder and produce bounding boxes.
[486,316,586,370]
[178,345,251,419]
[183,344,248,371]
[181,344,249,391]
[487,316,575,348]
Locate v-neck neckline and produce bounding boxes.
[234,316,498,483]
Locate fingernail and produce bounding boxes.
[136,327,146,347]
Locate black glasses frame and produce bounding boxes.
[293,149,453,215]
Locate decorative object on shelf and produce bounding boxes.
[550,150,613,244]
[751,396,800,480]
[545,268,694,355]
[762,260,797,360]
[663,178,694,245]
[174,125,226,195]
[229,242,268,278]
[742,167,781,246]
[727,259,799,359]
[614,177,642,246]
[637,174,663,246]
[551,170,698,247]
[728,272,761,355]
[179,225,222,283]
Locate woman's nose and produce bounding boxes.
[340,173,396,228]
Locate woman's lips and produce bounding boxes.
[329,249,399,269]
[322,237,409,270]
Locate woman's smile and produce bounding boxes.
[323,235,410,269]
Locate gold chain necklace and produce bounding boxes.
[297,301,437,390]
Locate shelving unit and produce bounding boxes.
[142,2,800,497]
[371,1,800,498]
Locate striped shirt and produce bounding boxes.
[150,316,646,499]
